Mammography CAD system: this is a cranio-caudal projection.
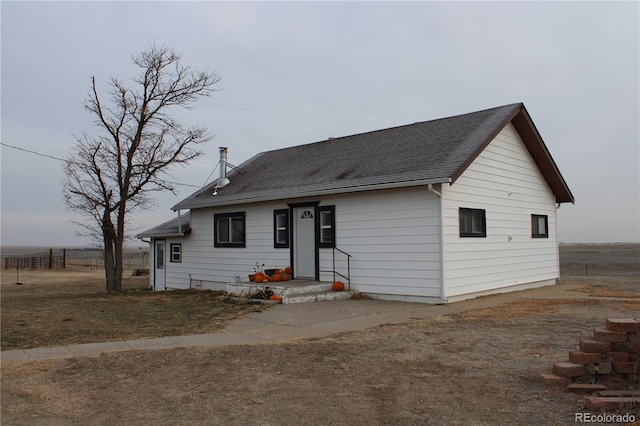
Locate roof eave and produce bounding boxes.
[172,178,451,210]
[136,228,191,239]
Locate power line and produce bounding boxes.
[0,142,204,189]
[0,142,66,162]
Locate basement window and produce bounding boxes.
[214,212,246,248]
[532,214,549,238]
[170,244,182,262]
[459,208,486,237]
[273,209,290,248]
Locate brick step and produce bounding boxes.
[612,362,638,374]
[605,317,639,333]
[593,327,629,343]
[598,390,640,397]
[579,338,612,353]
[569,350,602,364]
[584,396,640,412]
[552,361,585,378]
[539,373,572,386]
[567,383,607,394]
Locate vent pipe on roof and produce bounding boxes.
[218,147,230,189]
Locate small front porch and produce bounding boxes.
[227,279,352,304]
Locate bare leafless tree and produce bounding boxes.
[64,44,220,292]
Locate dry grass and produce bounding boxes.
[563,275,640,299]
[2,290,639,426]
[1,266,269,351]
[462,298,607,320]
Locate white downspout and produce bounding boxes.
[177,209,182,234]
[555,202,561,281]
[428,183,448,303]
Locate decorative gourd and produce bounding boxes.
[272,274,282,282]
[284,267,292,274]
[269,295,283,303]
[332,281,345,291]
[254,272,265,283]
[263,279,269,283]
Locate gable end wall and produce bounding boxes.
[442,122,559,298]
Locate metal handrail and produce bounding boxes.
[331,246,352,291]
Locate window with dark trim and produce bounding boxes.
[214,212,246,247]
[273,209,290,248]
[531,214,549,238]
[318,205,335,248]
[459,208,486,237]
[170,243,182,262]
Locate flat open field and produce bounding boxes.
[1,244,638,425]
[0,267,268,351]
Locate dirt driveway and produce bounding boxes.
[2,275,639,425]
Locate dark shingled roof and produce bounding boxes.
[173,103,573,210]
[136,212,191,238]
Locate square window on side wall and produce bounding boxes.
[532,214,549,238]
[459,208,486,237]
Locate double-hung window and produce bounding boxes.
[273,209,290,248]
[531,214,549,238]
[318,205,335,248]
[459,208,486,237]
[214,212,246,247]
[170,244,182,262]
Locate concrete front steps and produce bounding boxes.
[227,280,352,304]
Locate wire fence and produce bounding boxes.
[4,249,66,270]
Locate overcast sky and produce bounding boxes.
[1,1,638,247]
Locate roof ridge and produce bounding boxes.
[260,102,524,155]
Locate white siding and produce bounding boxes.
[318,187,441,299]
[161,187,442,299]
[442,122,559,299]
[163,202,293,290]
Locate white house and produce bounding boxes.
[137,103,574,303]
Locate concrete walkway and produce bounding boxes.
[1,283,592,362]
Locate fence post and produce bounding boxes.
[63,249,66,268]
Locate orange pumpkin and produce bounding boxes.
[281,274,290,282]
[332,281,345,291]
[284,267,292,274]
[269,295,283,303]
[254,272,265,283]
[272,273,282,282]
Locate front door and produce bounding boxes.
[294,207,316,279]
[154,240,166,291]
